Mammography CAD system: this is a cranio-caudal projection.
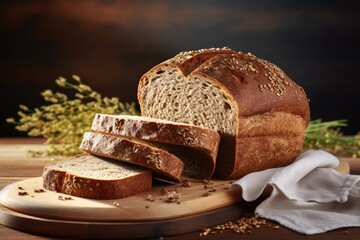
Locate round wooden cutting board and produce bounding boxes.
[0,202,255,239]
[0,160,352,239]
[0,178,243,222]
[0,177,253,239]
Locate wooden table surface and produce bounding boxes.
[0,137,359,240]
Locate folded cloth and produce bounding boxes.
[232,150,360,235]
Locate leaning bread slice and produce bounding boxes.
[91,114,220,179]
[43,154,152,199]
[80,132,184,182]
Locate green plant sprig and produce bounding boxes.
[7,75,139,156]
[304,119,360,158]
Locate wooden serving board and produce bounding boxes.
[0,158,351,221]
[0,201,258,240]
[0,177,242,222]
[0,177,254,239]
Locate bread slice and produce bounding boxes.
[43,154,152,199]
[91,114,220,179]
[137,47,310,179]
[79,132,184,182]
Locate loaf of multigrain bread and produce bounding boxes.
[137,47,310,179]
[91,114,220,179]
[79,132,184,182]
[43,154,152,199]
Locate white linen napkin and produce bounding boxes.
[232,150,360,235]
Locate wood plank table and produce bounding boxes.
[0,137,359,240]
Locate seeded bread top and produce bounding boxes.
[139,47,310,123]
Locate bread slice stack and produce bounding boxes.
[78,114,220,180]
[43,113,221,199]
[89,114,220,179]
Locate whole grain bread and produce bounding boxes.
[43,154,152,199]
[91,114,220,179]
[137,47,310,179]
[79,132,184,182]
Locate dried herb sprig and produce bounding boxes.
[304,119,360,158]
[6,75,139,156]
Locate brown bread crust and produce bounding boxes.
[91,114,220,179]
[43,154,152,199]
[140,48,309,121]
[80,132,184,182]
[138,47,310,179]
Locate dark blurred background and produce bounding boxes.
[1,0,359,136]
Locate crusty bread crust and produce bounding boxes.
[43,154,152,199]
[91,114,220,179]
[137,47,310,179]
[80,132,184,182]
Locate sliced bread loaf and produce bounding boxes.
[43,154,152,199]
[137,47,310,179]
[79,132,184,182]
[90,113,220,179]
